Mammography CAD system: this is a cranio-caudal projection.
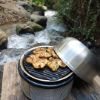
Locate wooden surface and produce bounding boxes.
[1,62,28,100]
[1,62,100,100]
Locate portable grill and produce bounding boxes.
[18,44,74,100]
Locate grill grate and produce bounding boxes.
[22,48,72,81]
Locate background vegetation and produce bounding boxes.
[30,0,100,44]
[32,0,45,5]
[31,0,57,8]
[57,0,100,42]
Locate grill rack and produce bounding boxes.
[22,48,72,81]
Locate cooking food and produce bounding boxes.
[26,47,66,71]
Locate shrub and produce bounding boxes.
[57,0,100,40]
[32,0,45,5]
[44,0,58,9]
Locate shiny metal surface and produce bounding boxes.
[54,37,99,84]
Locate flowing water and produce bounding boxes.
[8,10,67,49]
[0,10,67,71]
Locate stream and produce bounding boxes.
[0,10,67,71]
[8,10,67,49]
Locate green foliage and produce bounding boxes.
[57,0,100,40]
[32,0,45,5]
[44,0,58,9]
[31,0,57,9]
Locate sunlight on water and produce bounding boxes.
[34,30,51,44]
[8,34,35,49]
[45,10,67,32]
[8,10,66,49]
[45,10,57,17]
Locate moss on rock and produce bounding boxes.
[16,21,44,35]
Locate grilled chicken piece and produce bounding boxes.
[29,54,38,62]
[46,47,58,58]
[47,58,59,71]
[26,54,48,69]
[26,54,38,65]
[55,59,66,68]
[33,47,46,54]
[52,51,59,58]
[48,57,66,71]
[32,58,48,69]
[35,51,51,58]
[26,57,33,63]
[33,47,51,58]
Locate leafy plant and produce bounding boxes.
[44,0,58,9]
[57,0,100,40]
[32,0,45,5]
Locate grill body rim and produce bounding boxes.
[19,44,74,83]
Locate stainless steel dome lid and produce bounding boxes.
[54,37,99,84]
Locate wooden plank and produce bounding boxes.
[1,62,28,100]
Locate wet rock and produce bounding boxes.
[32,11,44,16]
[32,5,47,16]
[32,3,47,15]
[17,1,47,15]
[0,30,8,51]
[17,1,34,13]
[31,14,47,27]
[16,21,44,35]
[0,1,28,26]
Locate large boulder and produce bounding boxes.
[16,21,44,35]
[0,30,8,51]
[17,1,34,13]
[0,0,28,26]
[30,14,47,27]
